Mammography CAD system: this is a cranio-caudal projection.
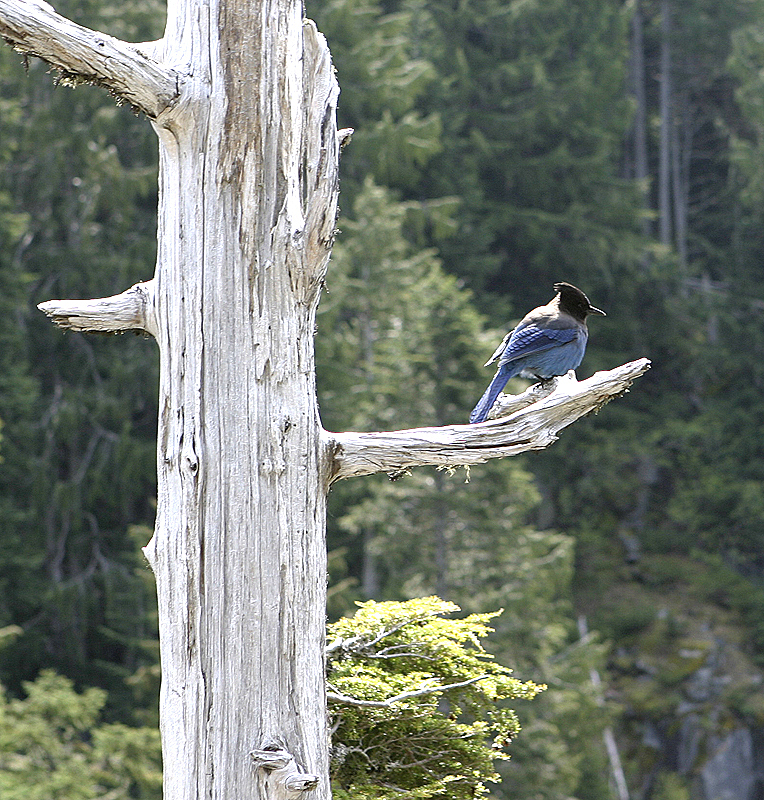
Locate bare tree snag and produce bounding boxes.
[1,1,650,799]
[6,1,339,798]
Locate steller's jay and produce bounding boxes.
[469,282,605,424]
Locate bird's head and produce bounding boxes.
[553,282,606,321]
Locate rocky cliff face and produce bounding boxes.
[584,554,764,799]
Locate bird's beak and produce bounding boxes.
[589,305,606,316]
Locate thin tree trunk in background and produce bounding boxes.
[578,616,630,800]
[359,261,380,601]
[433,471,448,599]
[672,89,691,269]
[659,0,673,247]
[362,527,380,599]
[630,0,651,240]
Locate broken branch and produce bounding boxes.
[38,280,157,336]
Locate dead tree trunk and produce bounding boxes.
[0,2,650,799]
[142,7,340,798]
[2,1,340,797]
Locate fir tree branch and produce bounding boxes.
[326,675,489,707]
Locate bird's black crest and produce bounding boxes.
[553,282,605,320]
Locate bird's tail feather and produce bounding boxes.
[469,364,515,423]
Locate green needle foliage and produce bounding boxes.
[327,597,545,799]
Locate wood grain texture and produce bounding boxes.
[326,359,651,480]
[37,281,157,335]
[141,2,340,799]
[0,0,179,118]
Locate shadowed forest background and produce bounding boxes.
[2,0,764,797]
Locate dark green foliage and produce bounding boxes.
[404,0,644,301]
[310,0,443,201]
[317,179,612,798]
[318,178,484,435]
[0,0,162,704]
[327,597,544,799]
[527,0,764,577]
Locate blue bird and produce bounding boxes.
[469,282,605,424]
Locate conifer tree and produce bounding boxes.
[404,0,643,299]
[0,1,161,699]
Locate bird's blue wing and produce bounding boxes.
[497,324,578,366]
[483,331,513,366]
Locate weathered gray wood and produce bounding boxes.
[139,2,340,799]
[0,0,179,118]
[8,1,341,798]
[326,359,651,481]
[38,281,157,335]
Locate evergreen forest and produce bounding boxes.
[2,0,764,797]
